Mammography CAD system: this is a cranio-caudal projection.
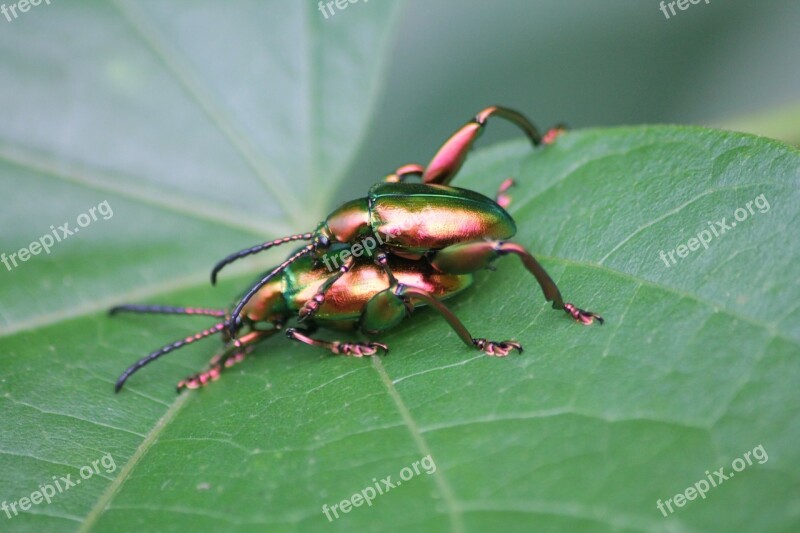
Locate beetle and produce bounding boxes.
[208,106,593,334]
[111,250,532,392]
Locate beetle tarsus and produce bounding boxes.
[177,364,224,392]
[563,303,604,325]
[331,341,389,357]
[495,177,516,208]
[286,327,388,357]
[542,124,567,145]
[472,338,523,357]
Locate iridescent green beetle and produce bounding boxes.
[111,106,603,392]
[211,106,600,333]
[111,251,524,392]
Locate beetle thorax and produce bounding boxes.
[325,197,370,243]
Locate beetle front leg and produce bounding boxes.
[177,329,276,391]
[298,256,356,322]
[285,328,388,357]
[428,240,604,325]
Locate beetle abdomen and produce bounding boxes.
[369,182,516,253]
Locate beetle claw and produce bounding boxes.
[332,341,389,357]
[564,303,604,325]
[472,338,523,357]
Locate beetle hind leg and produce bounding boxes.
[422,106,543,186]
[383,163,424,183]
[285,328,388,357]
[428,240,604,325]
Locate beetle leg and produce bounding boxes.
[383,163,424,183]
[176,329,275,391]
[422,106,543,185]
[298,256,356,322]
[351,252,408,335]
[542,123,568,145]
[374,252,399,285]
[428,240,604,325]
[495,177,516,208]
[394,285,523,357]
[285,328,388,357]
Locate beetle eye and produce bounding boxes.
[317,235,330,247]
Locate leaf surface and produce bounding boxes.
[1,3,799,533]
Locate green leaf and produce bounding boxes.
[2,4,799,533]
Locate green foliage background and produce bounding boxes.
[1,2,798,532]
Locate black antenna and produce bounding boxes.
[226,243,315,335]
[115,322,226,392]
[210,232,313,284]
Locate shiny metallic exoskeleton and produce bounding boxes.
[111,107,602,392]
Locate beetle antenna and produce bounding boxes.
[115,322,226,392]
[227,243,315,335]
[109,305,226,317]
[210,232,313,285]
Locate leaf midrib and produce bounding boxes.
[78,393,193,533]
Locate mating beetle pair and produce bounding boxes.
[112,106,603,392]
